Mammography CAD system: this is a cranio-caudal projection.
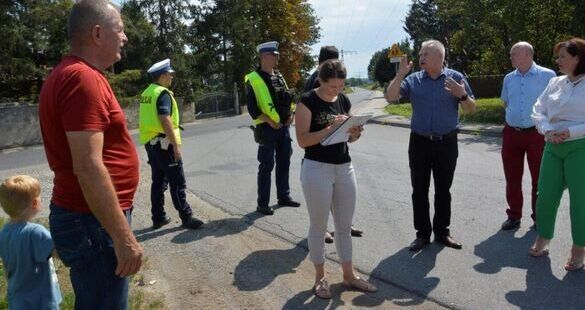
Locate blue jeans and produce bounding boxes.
[256,124,293,207]
[49,203,131,310]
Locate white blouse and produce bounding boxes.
[532,75,585,141]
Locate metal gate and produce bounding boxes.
[194,91,236,118]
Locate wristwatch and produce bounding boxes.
[459,93,468,102]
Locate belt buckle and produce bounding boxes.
[429,134,442,141]
[513,127,522,132]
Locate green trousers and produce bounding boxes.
[536,138,585,246]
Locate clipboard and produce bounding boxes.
[320,113,373,146]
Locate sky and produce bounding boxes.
[308,0,412,78]
[113,0,412,79]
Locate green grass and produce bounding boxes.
[343,86,354,94]
[362,83,380,90]
[0,217,164,309]
[385,98,505,124]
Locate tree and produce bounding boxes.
[118,0,157,73]
[0,0,72,101]
[368,39,413,87]
[188,0,320,94]
[403,0,578,76]
[124,0,198,97]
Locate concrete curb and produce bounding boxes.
[368,115,504,138]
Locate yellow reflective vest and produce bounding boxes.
[139,83,181,145]
[245,71,295,126]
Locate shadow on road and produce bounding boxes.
[282,284,352,309]
[506,256,585,309]
[458,133,502,151]
[169,210,271,244]
[134,225,185,242]
[233,239,309,291]
[134,208,279,243]
[474,229,585,308]
[473,229,536,274]
[352,247,441,307]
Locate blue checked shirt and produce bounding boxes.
[400,68,474,136]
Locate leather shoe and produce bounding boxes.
[181,216,204,229]
[152,216,171,230]
[435,235,462,249]
[501,218,520,231]
[409,238,430,252]
[256,205,274,215]
[278,198,301,207]
[324,231,334,244]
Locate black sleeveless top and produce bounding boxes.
[301,90,352,164]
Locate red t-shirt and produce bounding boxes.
[39,55,140,213]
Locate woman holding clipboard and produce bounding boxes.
[295,59,376,299]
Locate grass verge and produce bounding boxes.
[343,86,354,94]
[0,217,164,310]
[384,98,505,124]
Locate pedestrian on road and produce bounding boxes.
[529,37,585,271]
[296,59,376,299]
[386,40,476,252]
[303,45,363,244]
[500,42,556,231]
[139,58,204,230]
[38,1,143,308]
[0,175,62,309]
[303,45,339,93]
[246,41,301,215]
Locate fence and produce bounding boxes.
[467,75,505,99]
[194,91,238,119]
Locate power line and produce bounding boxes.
[364,0,405,53]
[332,0,344,45]
[341,0,356,48]
[347,3,371,48]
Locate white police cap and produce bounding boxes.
[147,58,175,76]
[256,41,279,54]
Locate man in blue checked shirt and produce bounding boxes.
[386,40,476,252]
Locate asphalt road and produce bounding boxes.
[1,88,583,309]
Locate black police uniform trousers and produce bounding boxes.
[256,123,293,208]
[145,141,193,222]
[408,132,458,240]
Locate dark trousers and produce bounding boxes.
[145,142,192,223]
[49,204,132,310]
[409,132,458,239]
[257,124,292,207]
[501,125,544,221]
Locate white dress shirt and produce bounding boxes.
[532,75,585,141]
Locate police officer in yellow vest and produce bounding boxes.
[246,41,301,215]
[140,58,204,230]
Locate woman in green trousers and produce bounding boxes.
[530,38,585,271]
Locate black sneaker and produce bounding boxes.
[153,216,171,230]
[256,205,274,215]
[181,216,204,229]
[278,198,301,207]
[501,218,521,231]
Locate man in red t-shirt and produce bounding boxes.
[38,1,142,308]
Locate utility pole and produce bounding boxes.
[339,49,357,62]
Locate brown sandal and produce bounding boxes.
[529,247,549,257]
[313,278,331,299]
[529,237,550,257]
[342,277,378,293]
[564,247,584,271]
[564,258,584,271]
